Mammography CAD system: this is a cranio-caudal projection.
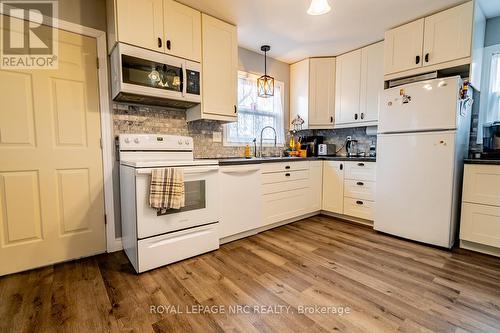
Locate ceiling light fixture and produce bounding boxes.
[257,45,274,98]
[307,0,331,15]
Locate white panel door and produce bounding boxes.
[201,14,237,117]
[309,58,335,128]
[116,0,164,52]
[375,131,455,248]
[322,161,344,214]
[0,26,106,275]
[163,0,201,62]
[360,42,384,123]
[384,19,424,75]
[378,77,460,134]
[423,1,473,67]
[335,49,361,125]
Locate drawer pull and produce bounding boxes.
[357,162,365,167]
[285,173,291,177]
[340,163,343,170]
[356,200,364,205]
[356,182,364,186]
[285,165,290,170]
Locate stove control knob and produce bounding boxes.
[134,138,140,144]
[184,140,190,145]
[124,138,130,143]
[178,140,183,145]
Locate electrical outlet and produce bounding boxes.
[346,136,352,141]
[212,131,222,143]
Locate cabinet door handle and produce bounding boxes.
[234,105,237,114]
[425,53,429,63]
[166,40,171,50]
[285,173,291,177]
[285,165,290,170]
[415,55,420,64]
[158,37,162,48]
[354,113,358,120]
[340,163,343,170]
[357,162,365,167]
[330,116,333,123]
[360,113,364,120]
[356,200,364,205]
[356,181,364,186]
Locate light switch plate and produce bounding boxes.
[212,132,222,143]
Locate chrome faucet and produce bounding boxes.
[259,126,277,158]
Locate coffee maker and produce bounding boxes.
[299,136,323,157]
[483,122,500,159]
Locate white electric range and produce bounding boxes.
[119,134,220,273]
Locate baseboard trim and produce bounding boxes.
[320,211,374,227]
[460,240,500,258]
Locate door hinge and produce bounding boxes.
[96,57,100,69]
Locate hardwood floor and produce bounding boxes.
[1,215,500,332]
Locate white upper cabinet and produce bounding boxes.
[360,41,384,123]
[384,19,424,75]
[163,0,201,62]
[384,1,473,78]
[114,0,164,53]
[309,58,336,127]
[290,58,335,130]
[194,14,237,120]
[335,49,362,125]
[422,1,473,67]
[335,42,383,128]
[108,0,202,62]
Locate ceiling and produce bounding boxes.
[478,0,500,18]
[177,0,472,64]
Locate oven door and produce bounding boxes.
[135,165,219,239]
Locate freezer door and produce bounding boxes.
[379,77,461,134]
[374,131,456,248]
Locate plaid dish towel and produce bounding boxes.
[149,168,185,214]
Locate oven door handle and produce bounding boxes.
[135,166,219,176]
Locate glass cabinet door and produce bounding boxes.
[121,54,183,92]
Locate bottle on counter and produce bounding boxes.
[244,144,251,159]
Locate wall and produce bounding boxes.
[485,16,500,47]
[58,0,107,31]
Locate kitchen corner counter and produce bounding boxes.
[464,158,500,165]
[215,156,376,166]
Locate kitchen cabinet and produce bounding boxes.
[187,14,237,122]
[335,42,383,127]
[343,161,376,221]
[290,58,335,130]
[107,0,201,62]
[219,165,261,241]
[384,1,473,78]
[307,161,323,212]
[163,0,201,62]
[460,164,500,256]
[322,161,344,214]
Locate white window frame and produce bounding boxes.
[477,44,500,143]
[223,71,285,147]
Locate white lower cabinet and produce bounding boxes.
[219,164,261,239]
[460,164,500,256]
[322,161,344,214]
[261,161,321,227]
[343,197,375,221]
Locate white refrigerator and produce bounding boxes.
[374,76,472,248]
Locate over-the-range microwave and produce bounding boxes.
[110,43,201,108]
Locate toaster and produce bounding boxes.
[318,144,336,156]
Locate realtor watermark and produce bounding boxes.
[1,0,58,69]
[150,304,352,316]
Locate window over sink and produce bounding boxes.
[224,71,285,146]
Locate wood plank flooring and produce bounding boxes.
[1,215,500,332]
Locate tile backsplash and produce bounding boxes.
[113,103,283,158]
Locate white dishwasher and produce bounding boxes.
[219,164,262,241]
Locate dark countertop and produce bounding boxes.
[215,156,376,166]
[464,158,500,165]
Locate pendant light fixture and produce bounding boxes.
[257,45,274,98]
[307,0,331,15]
